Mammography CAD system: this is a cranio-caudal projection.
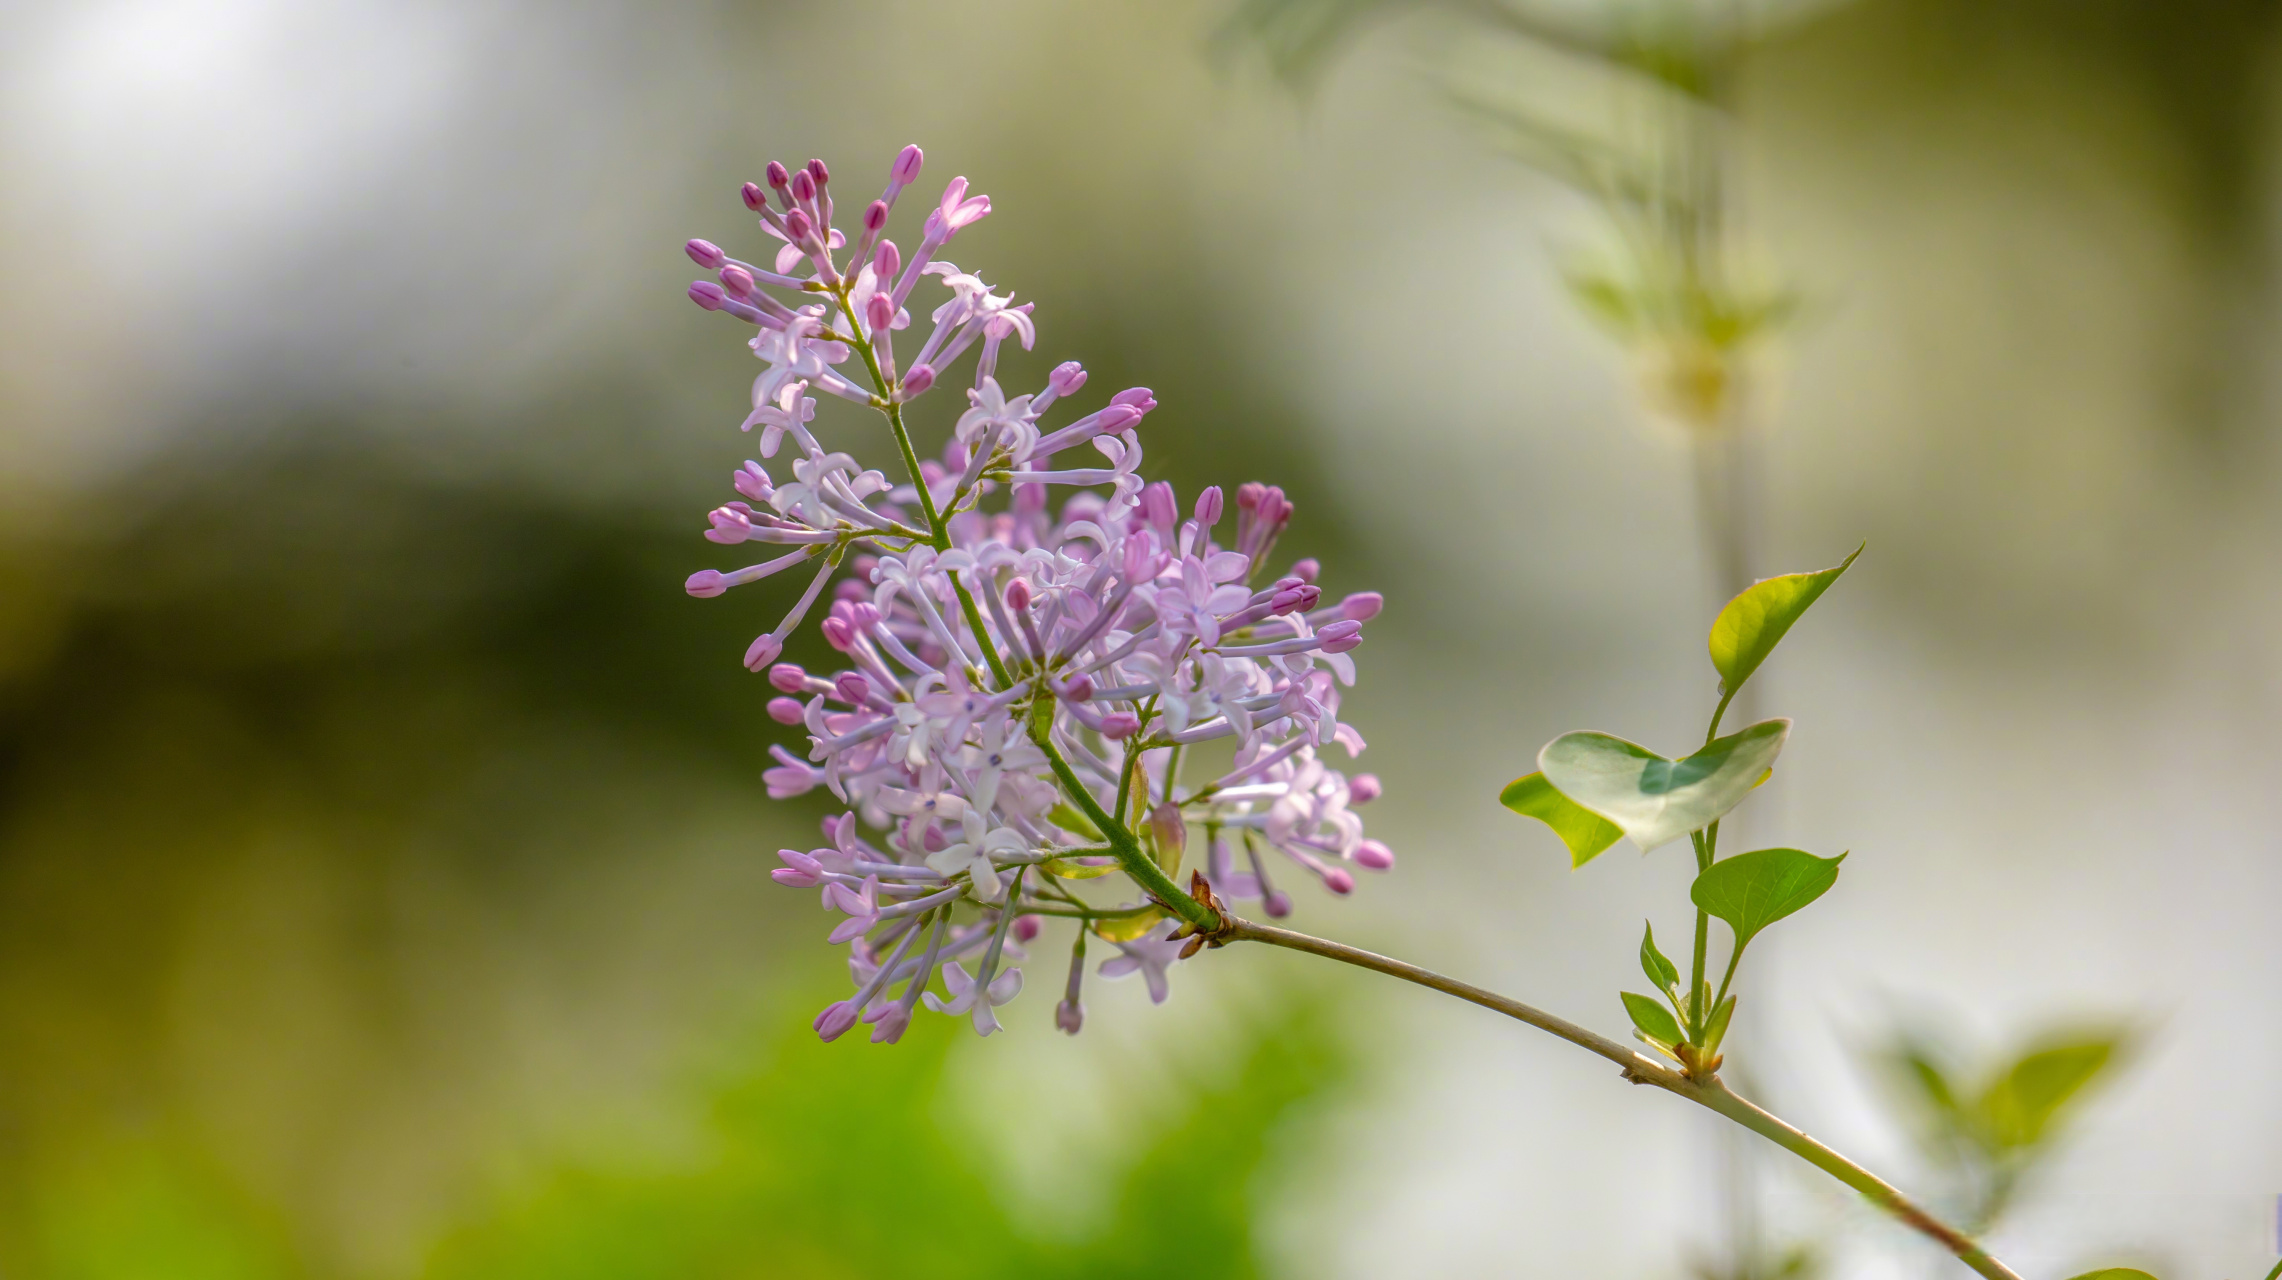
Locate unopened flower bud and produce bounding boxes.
[686,238,726,269]
[874,239,900,280]
[1291,558,1321,583]
[789,168,816,203]
[741,182,768,212]
[1263,890,1293,918]
[834,671,870,704]
[1354,839,1394,870]
[821,616,856,651]
[1111,387,1153,408]
[1140,481,1178,531]
[1004,577,1031,612]
[766,161,791,191]
[1049,361,1087,396]
[863,199,888,232]
[865,292,895,334]
[720,265,757,300]
[1323,868,1355,895]
[893,144,924,184]
[1348,773,1381,804]
[1055,999,1084,1035]
[1318,619,1363,653]
[688,281,728,311]
[767,696,805,725]
[1094,405,1141,435]
[806,157,829,188]
[773,848,825,887]
[1059,672,1094,702]
[685,570,727,598]
[1099,711,1141,740]
[1236,481,1265,512]
[784,208,813,242]
[814,999,860,1041]
[1014,914,1041,943]
[734,461,771,502]
[1340,591,1384,621]
[902,364,935,397]
[743,633,782,672]
[767,663,807,693]
[1194,486,1223,527]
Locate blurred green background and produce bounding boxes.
[3,0,2281,1276]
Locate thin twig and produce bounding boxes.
[1219,917,2023,1280]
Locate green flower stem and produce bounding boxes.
[1222,917,2022,1280]
[832,286,1215,933]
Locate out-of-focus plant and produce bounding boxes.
[1868,1023,2134,1240]
[664,142,2181,1280]
[1215,0,1800,598]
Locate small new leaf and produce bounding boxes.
[1538,720,1790,852]
[1639,921,1680,992]
[1702,994,1737,1055]
[1501,772,1624,867]
[1690,847,1847,953]
[1976,1034,2124,1151]
[1048,802,1103,842]
[1623,992,1684,1049]
[1709,545,1861,697]
[1042,856,1119,880]
[1089,906,1167,942]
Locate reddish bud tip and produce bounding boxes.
[766,696,805,725]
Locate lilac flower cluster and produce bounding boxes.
[681,145,1388,1043]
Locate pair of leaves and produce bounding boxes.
[1627,921,1737,1055]
[1504,719,1787,862]
[1503,546,1858,865]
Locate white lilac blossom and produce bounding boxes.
[681,145,1387,1043]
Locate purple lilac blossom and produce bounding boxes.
[679,144,1387,1042]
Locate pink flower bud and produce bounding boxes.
[1348,773,1381,804]
[1111,387,1153,408]
[1271,584,1321,615]
[1013,914,1041,943]
[1059,672,1094,702]
[1263,890,1293,918]
[773,850,823,886]
[1291,558,1321,583]
[1194,486,1223,527]
[768,663,807,693]
[706,506,753,544]
[1318,620,1363,654]
[720,265,757,300]
[893,144,924,184]
[820,617,856,651]
[1147,804,1187,864]
[1236,482,1265,512]
[1055,999,1085,1035]
[814,999,860,1041]
[789,168,816,203]
[1340,591,1383,621]
[1323,868,1355,895]
[874,239,900,279]
[1099,711,1141,740]
[744,633,782,672]
[741,182,767,212]
[865,292,895,333]
[1094,405,1142,435]
[806,157,829,188]
[847,601,880,630]
[1004,577,1031,611]
[734,461,771,502]
[1049,361,1087,396]
[902,364,935,397]
[834,578,868,603]
[1140,481,1178,531]
[685,238,726,269]
[863,199,888,232]
[766,161,791,191]
[688,281,728,311]
[685,570,727,598]
[766,696,804,725]
[784,208,813,242]
[834,671,870,704]
[1354,839,1394,870]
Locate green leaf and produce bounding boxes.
[1048,802,1103,842]
[1976,1034,2124,1151]
[1500,772,1624,867]
[1702,994,1737,1054]
[1708,545,1861,697]
[1622,992,1683,1048]
[2060,1270,2161,1280]
[1041,857,1119,880]
[1089,906,1167,943]
[1537,720,1790,852]
[1639,921,1679,992]
[1689,847,1846,952]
